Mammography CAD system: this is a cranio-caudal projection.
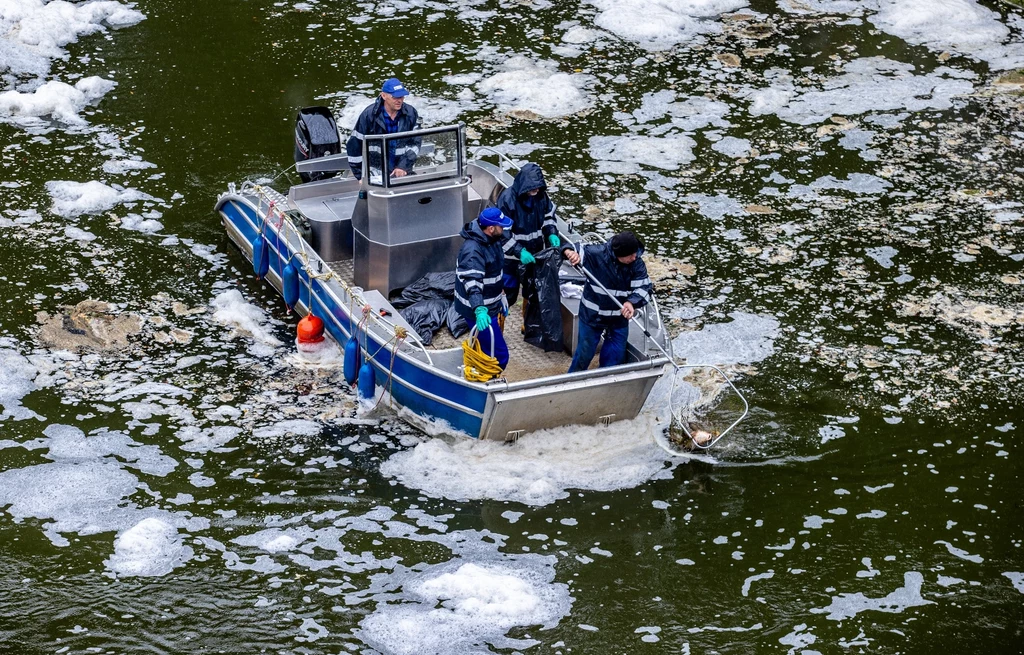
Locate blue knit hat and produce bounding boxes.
[478,207,512,228]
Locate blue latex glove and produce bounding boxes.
[548,234,561,248]
[474,306,491,332]
[519,249,536,265]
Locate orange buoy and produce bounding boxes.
[297,314,325,344]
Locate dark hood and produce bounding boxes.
[510,162,547,199]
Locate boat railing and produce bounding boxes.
[241,184,439,367]
[470,146,523,178]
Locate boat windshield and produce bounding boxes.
[363,125,464,189]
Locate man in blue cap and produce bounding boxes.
[346,77,421,180]
[454,207,513,371]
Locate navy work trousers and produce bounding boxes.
[567,320,629,373]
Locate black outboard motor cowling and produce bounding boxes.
[294,106,341,182]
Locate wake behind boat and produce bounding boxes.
[216,109,674,440]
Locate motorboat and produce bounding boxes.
[215,108,673,440]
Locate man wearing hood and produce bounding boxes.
[346,77,421,180]
[454,207,513,371]
[495,163,561,306]
[561,231,652,373]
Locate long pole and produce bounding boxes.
[571,263,679,370]
[570,259,749,450]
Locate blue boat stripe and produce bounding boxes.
[220,197,488,432]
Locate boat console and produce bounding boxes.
[291,117,477,296]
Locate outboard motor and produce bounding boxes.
[294,106,341,182]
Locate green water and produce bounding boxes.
[1,0,1022,653]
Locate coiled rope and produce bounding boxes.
[461,326,502,382]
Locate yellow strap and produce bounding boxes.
[462,337,502,382]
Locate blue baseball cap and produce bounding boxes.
[381,77,409,97]
[478,207,512,228]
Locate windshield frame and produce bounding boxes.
[362,123,465,189]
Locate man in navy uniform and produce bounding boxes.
[346,77,420,180]
[454,207,513,371]
[496,163,561,307]
[561,231,652,373]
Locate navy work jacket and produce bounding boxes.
[346,97,420,179]
[455,221,507,322]
[497,163,558,260]
[567,241,653,328]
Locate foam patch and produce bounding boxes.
[357,558,572,654]
[380,414,674,506]
[585,0,750,51]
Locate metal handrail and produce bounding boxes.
[470,146,523,176]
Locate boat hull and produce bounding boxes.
[216,186,668,441]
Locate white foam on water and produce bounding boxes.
[870,0,1024,71]
[0,423,206,560]
[812,571,934,621]
[297,618,328,642]
[777,0,864,13]
[0,341,42,421]
[102,157,156,175]
[380,415,674,506]
[1003,572,1024,594]
[103,381,191,403]
[589,134,697,173]
[477,56,592,118]
[935,540,984,563]
[64,225,96,242]
[176,425,242,453]
[357,559,571,654]
[712,136,752,158]
[288,336,344,368]
[46,179,154,218]
[865,246,898,269]
[210,289,284,354]
[0,460,136,545]
[744,58,975,126]
[811,173,891,195]
[0,208,42,227]
[251,419,321,439]
[105,517,193,577]
[683,193,746,221]
[741,570,774,596]
[45,424,177,476]
[119,213,163,234]
[0,76,115,125]
[629,91,732,131]
[584,0,750,51]
[0,0,145,82]
[671,312,780,366]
